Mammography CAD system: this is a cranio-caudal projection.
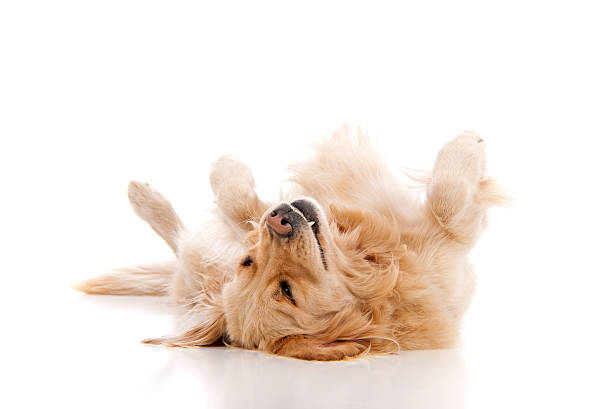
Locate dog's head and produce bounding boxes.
[221,198,375,360]
[146,198,401,360]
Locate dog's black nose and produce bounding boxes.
[267,204,294,237]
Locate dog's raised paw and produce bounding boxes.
[209,155,255,197]
[440,131,487,185]
[127,181,171,219]
[457,130,484,144]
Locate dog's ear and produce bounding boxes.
[268,336,369,361]
[142,313,225,348]
[328,203,367,233]
[329,203,400,250]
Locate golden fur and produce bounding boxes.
[75,126,506,361]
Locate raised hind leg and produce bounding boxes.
[427,130,505,247]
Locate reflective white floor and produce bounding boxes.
[16,293,470,409]
[3,286,610,409]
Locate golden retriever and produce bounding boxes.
[75,126,505,361]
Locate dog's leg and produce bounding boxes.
[426,131,495,246]
[128,181,186,254]
[209,155,269,228]
[74,182,185,295]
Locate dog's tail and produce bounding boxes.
[72,261,176,295]
[74,181,185,295]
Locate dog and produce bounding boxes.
[75,126,505,361]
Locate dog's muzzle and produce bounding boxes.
[266,200,320,238]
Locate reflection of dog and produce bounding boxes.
[76,126,506,360]
[165,348,468,408]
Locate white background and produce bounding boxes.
[1,1,611,408]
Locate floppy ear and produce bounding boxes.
[142,312,225,347]
[269,336,369,361]
[329,203,400,252]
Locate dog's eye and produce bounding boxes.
[241,256,253,267]
[280,280,295,305]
